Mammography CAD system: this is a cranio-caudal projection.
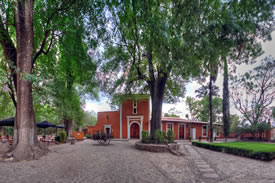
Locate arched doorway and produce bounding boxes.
[130,123,140,139]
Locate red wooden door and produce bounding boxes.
[130,123,140,139]
[179,125,184,139]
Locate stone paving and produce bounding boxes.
[0,140,275,183]
[191,144,275,183]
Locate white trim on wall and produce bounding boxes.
[127,116,144,139]
[104,125,112,135]
[132,100,137,114]
[178,123,186,140]
[129,121,141,139]
[202,125,208,137]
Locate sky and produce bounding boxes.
[84,32,275,118]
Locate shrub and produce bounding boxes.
[154,130,162,143]
[58,131,66,143]
[55,136,60,142]
[142,130,149,143]
[153,130,167,144]
[167,130,175,143]
[86,134,91,139]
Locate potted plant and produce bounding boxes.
[199,136,202,142]
[206,137,209,141]
[188,136,192,142]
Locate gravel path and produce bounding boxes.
[190,144,275,183]
[0,140,195,183]
[1,140,275,183]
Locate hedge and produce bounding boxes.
[192,141,275,161]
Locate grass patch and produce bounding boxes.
[192,141,275,161]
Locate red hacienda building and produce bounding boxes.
[87,95,224,140]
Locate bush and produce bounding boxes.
[86,134,91,139]
[167,130,175,143]
[140,130,176,144]
[58,131,66,143]
[55,136,60,142]
[192,141,275,161]
[141,130,149,143]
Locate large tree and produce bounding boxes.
[196,0,274,141]
[101,0,223,136]
[231,56,275,125]
[0,0,104,160]
[185,96,223,124]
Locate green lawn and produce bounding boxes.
[212,142,275,153]
[192,141,275,161]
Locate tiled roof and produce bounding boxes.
[162,117,215,124]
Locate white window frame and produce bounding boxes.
[104,125,112,135]
[202,125,208,137]
[133,100,137,114]
[166,123,174,133]
[178,123,186,139]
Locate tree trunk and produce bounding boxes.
[209,76,214,142]
[223,58,230,142]
[150,75,168,137]
[5,0,48,161]
[64,119,73,141]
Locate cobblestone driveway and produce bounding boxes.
[0,140,275,183]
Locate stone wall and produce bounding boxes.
[135,142,180,152]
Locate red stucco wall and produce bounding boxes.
[161,121,224,140]
[88,97,150,139]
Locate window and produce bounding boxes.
[166,123,174,132]
[202,125,208,137]
[133,100,137,114]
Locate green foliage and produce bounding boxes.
[86,134,91,139]
[154,130,166,144]
[192,142,275,161]
[167,130,175,143]
[185,96,222,123]
[0,0,104,134]
[55,136,60,142]
[164,107,181,118]
[141,130,149,143]
[232,122,271,139]
[58,131,66,143]
[141,130,169,144]
[229,114,241,133]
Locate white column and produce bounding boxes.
[140,117,144,139]
[127,116,130,139]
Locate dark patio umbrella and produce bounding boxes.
[56,125,64,128]
[55,125,64,135]
[37,121,56,135]
[0,117,14,126]
[36,121,56,128]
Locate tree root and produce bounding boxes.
[3,141,49,161]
